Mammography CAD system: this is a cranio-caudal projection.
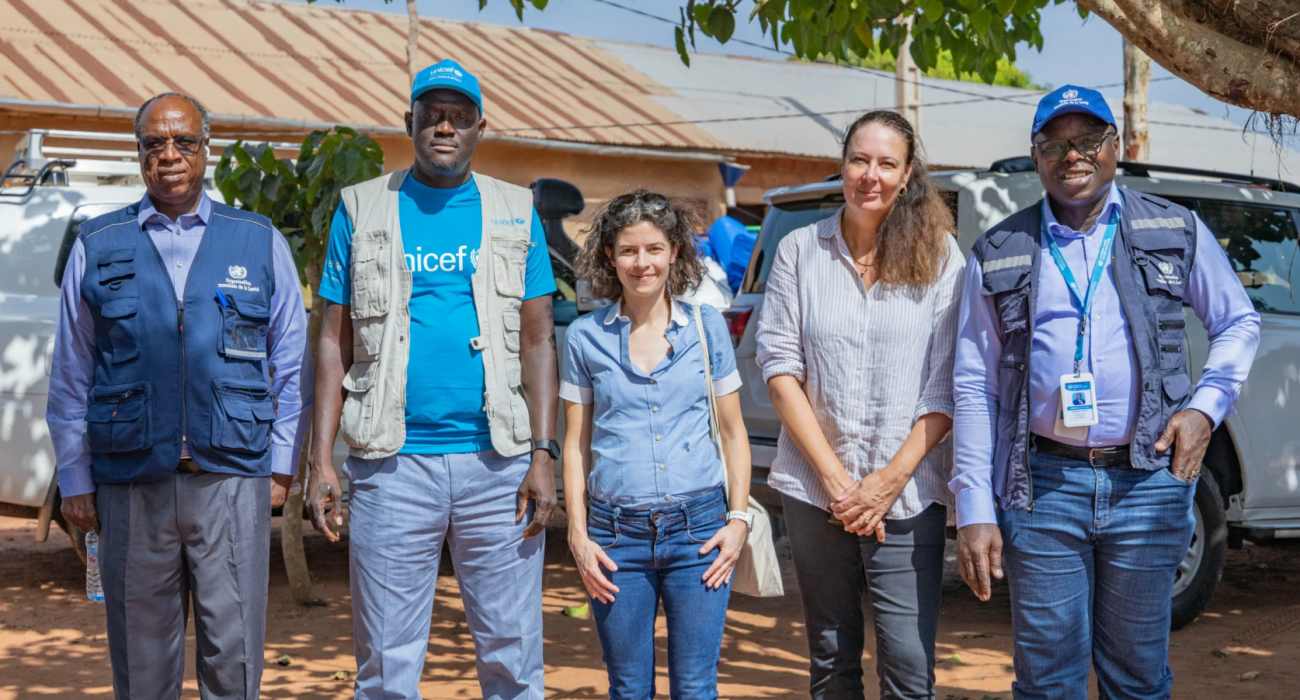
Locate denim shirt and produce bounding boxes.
[560,301,741,508]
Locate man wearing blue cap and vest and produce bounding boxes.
[47,93,311,698]
[306,59,562,699]
[951,85,1260,698]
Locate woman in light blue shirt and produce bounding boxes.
[560,190,752,700]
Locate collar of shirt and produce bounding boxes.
[138,191,212,231]
[603,299,691,328]
[1041,182,1122,240]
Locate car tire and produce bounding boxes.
[1170,468,1227,630]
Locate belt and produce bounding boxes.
[1031,434,1132,468]
[176,458,203,474]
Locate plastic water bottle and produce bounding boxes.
[85,531,104,603]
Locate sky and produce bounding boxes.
[287,0,1269,134]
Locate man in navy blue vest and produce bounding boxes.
[46,93,311,699]
[950,85,1260,698]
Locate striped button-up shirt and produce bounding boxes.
[755,210,964,519]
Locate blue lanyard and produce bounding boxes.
[1043,210,1119,376]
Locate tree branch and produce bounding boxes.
[1079,0,1300,116]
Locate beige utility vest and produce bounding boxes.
[337,169,535,459]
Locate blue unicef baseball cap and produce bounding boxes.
[411,59,482,113]
[1032,84,1116,135]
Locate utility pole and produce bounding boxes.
[1122,37,1150,162]
[895,17,922,136]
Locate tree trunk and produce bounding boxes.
[407,0,419,87]
[1078,0,1300,117]
[1122,37,1150,163]
[282,257,326,606]
[894,16,921,138]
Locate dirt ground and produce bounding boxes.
[1,512,1297,700]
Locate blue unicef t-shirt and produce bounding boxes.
[319,174,556,454]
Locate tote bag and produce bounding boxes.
[693,305,784,597]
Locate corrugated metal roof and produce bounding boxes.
[0,0,723,149]
[598,40,1300,173]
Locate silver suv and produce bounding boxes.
[724,158,1300,629]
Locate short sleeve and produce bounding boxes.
[559,323,592,404]
[318,204,354,306]
[523,209,559,301]
[701,305,741,396]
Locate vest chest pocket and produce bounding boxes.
[982,265,1032,335]
[211,380,275,454]
[491,236,530,299]
[1128,229,1189,300]
[86,382,151,453]
[97,248,135,292]
[99,296,140,364]
[218,297,270,361]
[351,230,391,318]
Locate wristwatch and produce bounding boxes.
[727,510,755,532]
[532,439,561,460]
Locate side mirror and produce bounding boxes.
[531,178,585,220]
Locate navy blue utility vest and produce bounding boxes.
[971,189,1197,512]
[79,201,277,483]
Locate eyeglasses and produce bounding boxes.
[138,135,204,157]
[610,192,670,214]
[1034,131,1115,162]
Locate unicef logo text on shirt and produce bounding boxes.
[405,245,479,273]
[490,217,528,226]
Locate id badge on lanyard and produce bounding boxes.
[1047,211,1118,437]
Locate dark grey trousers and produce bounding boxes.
[782,495,946,700]
[97,472,271,700]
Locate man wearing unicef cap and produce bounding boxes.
[950,84,1260,697]
[307,58,560,697]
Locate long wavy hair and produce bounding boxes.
[841,110,954,288]
[575,189,705,301]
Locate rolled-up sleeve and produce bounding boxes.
[950,252,1001,528]
[756,234,805,383]
[559,326,592,404]
[913,241,965,421]
[1183,213,1260,426]
[47,239,97,497]
[267,231,312,477]
[702,305,741,396]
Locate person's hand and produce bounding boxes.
[570,533,619,603]
[820,468,857,508]
[61,493,98,535]
[699,520,749,590]
[958,523,1004,602]
[831,467,906,540]
[270,473,293,509]
[517,451,565,539]
[306,460,345,542]
[1155,409,1213,483]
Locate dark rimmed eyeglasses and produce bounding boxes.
[1034,130,1116,162]
[610,192,670,214]
[138,135,205,157]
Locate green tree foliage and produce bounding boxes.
[804,48,1046,88]
[214,127,384,284]
[679,0,1080,82]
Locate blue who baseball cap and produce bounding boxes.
[411,59,482,113]
[1031,84,1116,135]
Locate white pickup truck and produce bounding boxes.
[725,159,1300,629]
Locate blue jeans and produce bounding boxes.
[999,450,1196,700]
[587,488,731,700]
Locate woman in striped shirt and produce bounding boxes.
[756,110,964,700]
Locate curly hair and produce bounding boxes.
[840,110,955,288]
[575,190,705,301]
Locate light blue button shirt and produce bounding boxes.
[951,184,1261,527]
[46,193,312,497]
[560,301,741,508]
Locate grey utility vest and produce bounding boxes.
[971,188,1197,512]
